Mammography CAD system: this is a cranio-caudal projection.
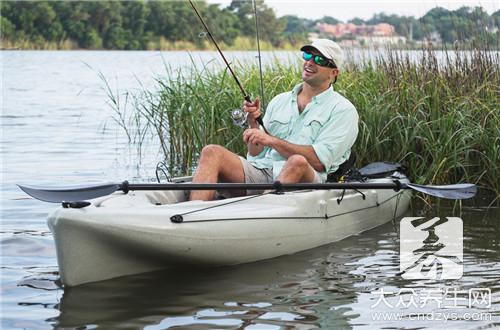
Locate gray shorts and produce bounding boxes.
[239,156,322,195]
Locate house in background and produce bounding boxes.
[315,22,406,47]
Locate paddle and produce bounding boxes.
[18,180,477,203]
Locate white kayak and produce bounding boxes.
[47,173,411,287]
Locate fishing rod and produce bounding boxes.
[187,0,269,134]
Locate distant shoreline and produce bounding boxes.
[2,45,499,51]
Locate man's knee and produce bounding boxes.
[285,154,309,170]
[199,144,226,161]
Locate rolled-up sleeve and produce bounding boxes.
[312,105,359,173]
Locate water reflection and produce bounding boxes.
[53,225,382,329]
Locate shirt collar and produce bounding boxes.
[291,83,302,99]
[291,83,334,104]
[312,84,334,104]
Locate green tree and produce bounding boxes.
[228,0,255,37]
[56,2,91,46]
[1,1,497,49]
[367,13,422,40]
[256,4,285,46]
[348,17,365,25]
[7,2,60,42]
[122,0,149,49]
[145,1,176,40]
[317,16,341,25]
[420,6,493,44]
[146,1,202,46]
[493,10,500,28]
[85,28,103,48]
[229,0,284,46]
[280,15,308,44]
[105,23,127,49]
[0,16,15,40]
[206,5,239,45]
[170,2,207,46]
[1,2,17,40]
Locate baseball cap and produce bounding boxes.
[300,39,343,69]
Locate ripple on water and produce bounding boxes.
[1,235,55,257]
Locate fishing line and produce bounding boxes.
[253,0,265,109]
[188,0,269,134]
[188,0,247,98]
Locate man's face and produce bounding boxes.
[301,50,338,86]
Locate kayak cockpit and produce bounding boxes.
[91,189,188,207]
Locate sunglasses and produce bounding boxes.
[302,51,336,68]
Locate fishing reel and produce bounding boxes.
[230,108,248,128]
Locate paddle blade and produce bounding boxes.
[17,183,121,203]
[406,183,477,199]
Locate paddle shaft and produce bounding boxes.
[121,181,406,192]
[18,179,476,203]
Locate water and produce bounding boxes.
[1,51,499,329]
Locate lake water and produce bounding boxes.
[1,51,499,329]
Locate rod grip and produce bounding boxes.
[256,115,266,128]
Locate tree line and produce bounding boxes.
[1,0,498,49]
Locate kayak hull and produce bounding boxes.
[48,177,411,286]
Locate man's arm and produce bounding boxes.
[243,129,325,172]
[246,137,265,157]
[246,112,265,156]
[271,138,325,172]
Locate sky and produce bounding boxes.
[207,0,499,21]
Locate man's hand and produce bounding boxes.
[243,97,260,128]
[243,128,274,146]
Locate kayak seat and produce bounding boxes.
[326,152,356,182]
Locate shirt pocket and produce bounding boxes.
[297,114,329,144]
[268,112,291,139]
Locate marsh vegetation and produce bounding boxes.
[109,48,499,198]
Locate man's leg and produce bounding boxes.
[276,154,318,183]
[189,144,245,201]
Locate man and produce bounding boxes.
[190,39,358,201]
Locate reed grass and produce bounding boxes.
[343,48,499,197]
[113,48,499,198]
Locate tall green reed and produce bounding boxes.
[343,48,499,197]
[113,48,499,198]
